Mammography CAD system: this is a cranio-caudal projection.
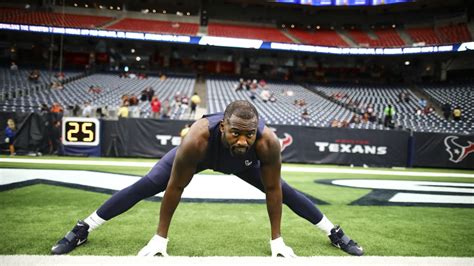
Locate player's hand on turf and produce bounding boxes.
[270,237,297,258]
[137,234,169,257]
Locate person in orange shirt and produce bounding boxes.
[50,102,64,121]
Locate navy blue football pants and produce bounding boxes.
[97,147,324,224]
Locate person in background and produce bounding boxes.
[442,103,452,120]
[452,106,462,121]
[383,104,395,128]
[10,62,18,75]
[118,101,129,118]
[28,69,40,82]
[72,104,81,117]
[189,92,201,117]
[301,108,310,121]
[82,102,93,118]
[5,118,17,156]
[50,102,64,122]
[49,120,62,155]
[150,96,162,119]
[161,99,171,119]
[260,88,271,103]
[418,98,427,109]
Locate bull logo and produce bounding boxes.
[444,136,474,163]
[278,133,293,152]
[269,128,293,152]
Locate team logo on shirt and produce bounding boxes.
[245,160,253,166]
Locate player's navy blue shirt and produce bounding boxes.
[197,112,265,174]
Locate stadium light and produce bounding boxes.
[163,10,167,14]
[136,56,141,61]
[74,3,77,7]
[109,6,113,10]
[187,12,190,16]
[117,7,121,10]
[131,48,135,53]
[152,9,156,13]
[84,4,88,7]
[405,60,410,66]
[316,25,320,30]
[124,66,129,72]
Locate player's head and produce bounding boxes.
[220,100,259,158]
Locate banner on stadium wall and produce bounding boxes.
[271,125,410,167]
[100,118,410,167]
[413,132,474,169]
[101,118,190,158]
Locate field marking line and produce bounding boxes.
[1,158,473,178]
[1,255,473,266]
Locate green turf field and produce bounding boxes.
[1,156,473,257]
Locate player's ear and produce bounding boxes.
[219,120,225,133]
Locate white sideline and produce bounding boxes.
[1,158,474,178]
[1,255,473,266]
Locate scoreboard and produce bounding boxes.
[62,117,100,146]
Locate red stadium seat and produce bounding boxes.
[406,27,442,45]
[0,8,112,28]
[107,18,199,35]
[207,23,292,43]
[347,28,405,47]
[288,29,349,47]
[437,23,472,44]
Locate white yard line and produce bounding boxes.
[1,158,473,178]
[0,255,472,266]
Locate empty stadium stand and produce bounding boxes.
[420,83,473,126]
[406,24,472,45]
[207,23,292,43]
[0,68,84,101]
[107,18,199,36]
[437,23,472,44]
[206,78,376,128]
[347,28,406,47]
[406,27,442,45]
[1,8,472,48]
[311,83,472,134]
[288,29,349,47]
[0,8,112,28]
[0,73,196,120]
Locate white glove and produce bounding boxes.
[137,234,169,257]
[270,237,297,258]
[5,137,9,143]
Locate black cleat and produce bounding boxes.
[51,220,89,255]
[329,225,364,256]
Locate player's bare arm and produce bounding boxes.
[256,126,283,240]
[157,118,210,238]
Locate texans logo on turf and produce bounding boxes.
[444,136,474,163]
